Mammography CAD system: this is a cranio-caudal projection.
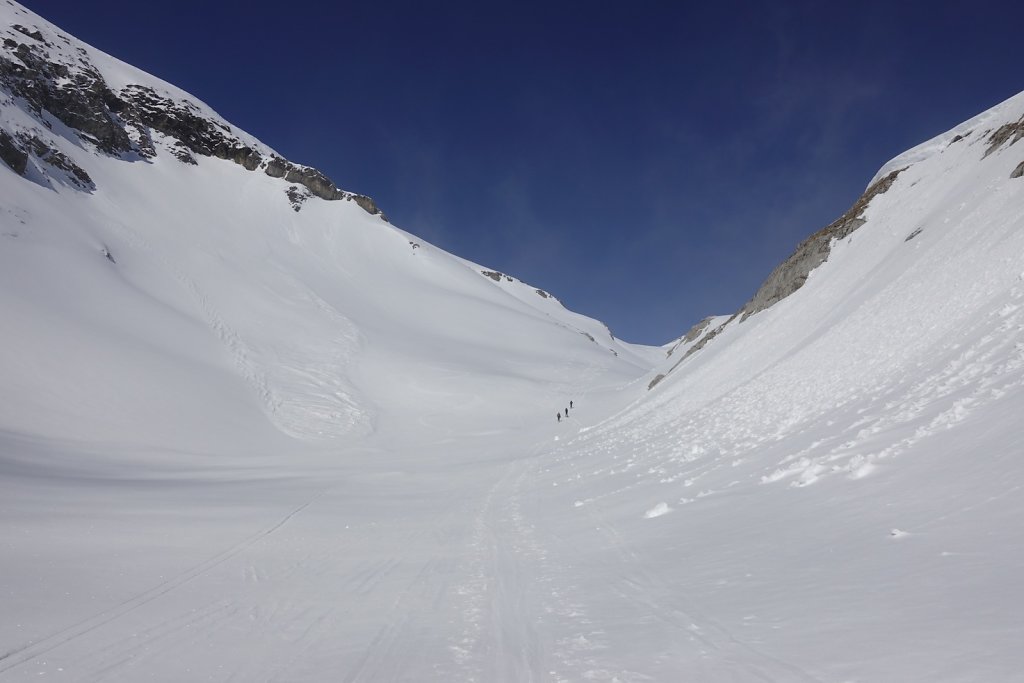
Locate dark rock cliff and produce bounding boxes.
[0,17,384,217]
[1,34,134,156]
[0,128,27,174]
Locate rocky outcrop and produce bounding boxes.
[1011,161,1024,179]
[350,194,382,217]
[1,37,134,155]
[0,128,27,174]
[663,315,718,359]
[24,134,93,189]
[737,167,905,322]
[680,317,732,359]
[121,85,261,168]
[650,168,906,391]
[277,163,337,198]
[0,17,385,217]
[649,315,734,389]
[285,185,311,212]
[12,24,44,42]
[481,270,514,283]
[682,316,715,343]
[984,114,1024,158]
[0,127,93,190]
[263,155,384,217]
[169,141,197,165]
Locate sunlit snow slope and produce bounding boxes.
[2,1,1024,681]
[539,92,1024,679]
[0,1,655,453]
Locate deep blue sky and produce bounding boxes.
[25,0,1024,344]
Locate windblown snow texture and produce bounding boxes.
[2,1,1024,680]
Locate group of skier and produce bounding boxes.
[556,399,574,423]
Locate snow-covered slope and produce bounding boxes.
[2,1,1024,681]
[0,1,656,454]
[540,91,1024,679]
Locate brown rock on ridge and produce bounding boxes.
[737,167,905,322]
[649,168,906,390]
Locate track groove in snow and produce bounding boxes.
[0,490,327,676]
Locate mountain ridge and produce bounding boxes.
[650,89,1024,388]
[0,0,660,452]
[0,1,384,217]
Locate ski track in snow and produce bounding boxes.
[442,452,659,683]
[5,166,1024,681]
[0,490,327,677]
[4,4,1024,680]
[0,456,631,682]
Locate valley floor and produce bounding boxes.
[3,279,1024,682]
[3,376,1023,683]
[0,441,819,682]
[1,428,679,683]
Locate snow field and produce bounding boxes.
[3,2,1024,679]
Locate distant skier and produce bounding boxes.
[570,400,574,409]
[557,412,561,423]
[565,407,570,418]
